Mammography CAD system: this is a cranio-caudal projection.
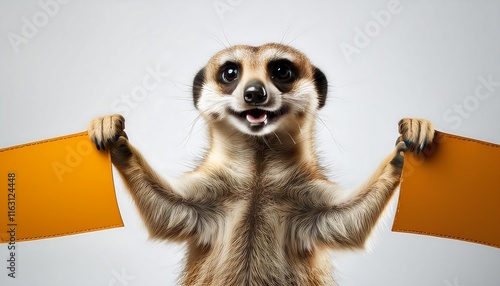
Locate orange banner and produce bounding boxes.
[0,132,123,243]
[393,131,500,248]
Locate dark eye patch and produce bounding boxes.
[220,63,239,83]
[313,67,328,109]
[217,61,241,94]
[193,67,205,109]
[268,59,297,93]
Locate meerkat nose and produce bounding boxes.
[244,80,268,105]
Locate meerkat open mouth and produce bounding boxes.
[230,108,288,126]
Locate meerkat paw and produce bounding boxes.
[396,118,435,154]
[88,114,128,151]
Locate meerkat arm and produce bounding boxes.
[289,118,434,252]
[316,144,406,249]
[88,115,220,244]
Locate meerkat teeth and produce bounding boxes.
[246,113,267,124]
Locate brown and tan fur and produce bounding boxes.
[88,43,434,285]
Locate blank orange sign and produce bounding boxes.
[393,131,500,248]
[0,132,123,243]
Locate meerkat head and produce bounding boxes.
[192,43,327,137]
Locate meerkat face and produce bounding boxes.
[193,43,327,136]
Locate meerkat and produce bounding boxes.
[88,43,434,285]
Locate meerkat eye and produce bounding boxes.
[220,63,239,83]
[271,61,295,83]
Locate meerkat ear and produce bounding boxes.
[193,67,206,109]
[313,67,328,109]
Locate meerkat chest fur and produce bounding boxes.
[185,43,332,284]
[187,133,331,285]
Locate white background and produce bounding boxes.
[1,0,500,285]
